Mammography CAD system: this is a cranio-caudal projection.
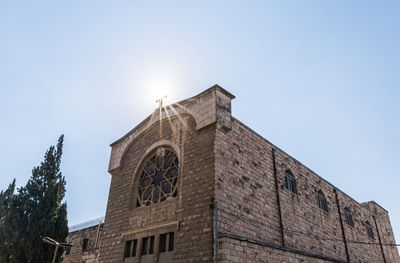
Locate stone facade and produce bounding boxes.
[65,85,399,263]
[215,117,399,263]
[63,220,103,263]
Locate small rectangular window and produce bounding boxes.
[159,233,167,253]
[291,179,297,194]
[344,209,354,227]
[317,192,328,212]
[132,239,137,257]
[366,223,375,239]
[321,198,328,212]
[82,238,88,251]
[149,236,155,254]
[285,175,290,189]
[284,171,297,194]
[124,239,137,258]
[168,232,174,251]
[141,237,148,255]
[124,240,132,258]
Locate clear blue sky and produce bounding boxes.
[1,0,399,248]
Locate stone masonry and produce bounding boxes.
[215,117,399,263]
[64,85,399,263]
[63,221,103,263]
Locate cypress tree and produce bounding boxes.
[0,135,69,263]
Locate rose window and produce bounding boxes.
[137,148,179,207]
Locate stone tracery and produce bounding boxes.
[137,148,179,207]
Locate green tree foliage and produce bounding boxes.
[0,179,17,263]
[0,135,68,263]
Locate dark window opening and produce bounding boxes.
[159,233,167,253]
[82,238,88,251]
[124,239,137,258]
[317,190,328,212]
[159,232,174,253]
[132,239,137,257]
[365,221,375,239]
[141,237,148,255]
[344,208,354,227]
[124,240,132,258]
[284,170,297,194]
[65,246,71,255]
[168,232,174,251]
[149,236,155,254]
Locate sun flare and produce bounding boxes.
[130,67,185,113]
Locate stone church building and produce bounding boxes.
[63,85,399,263]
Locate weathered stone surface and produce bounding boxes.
[63,223,103,263]
[215,118,399,262]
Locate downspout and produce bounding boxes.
[272,148,285,247]
[215,201,219,263]
[333,188,350,262]
[373,215,387,263]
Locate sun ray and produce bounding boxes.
[168,104,188,129]
[174,102,191,113]
[159,103,163,138]
[164,106,178,139]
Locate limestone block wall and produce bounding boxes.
[219,237,335,263]
[99,114,217,262]
[81,249,100,263]
[215,118,399,263]
[362,201,400,263]
[63,224,103,263]
[214,120,283,246]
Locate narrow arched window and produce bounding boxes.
[365,221,375,239]
[284,170,297,194]
[317,190,328,212]
[136,148,179,207]
[344,207,354,227]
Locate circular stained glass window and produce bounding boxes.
[137,148,179,207]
